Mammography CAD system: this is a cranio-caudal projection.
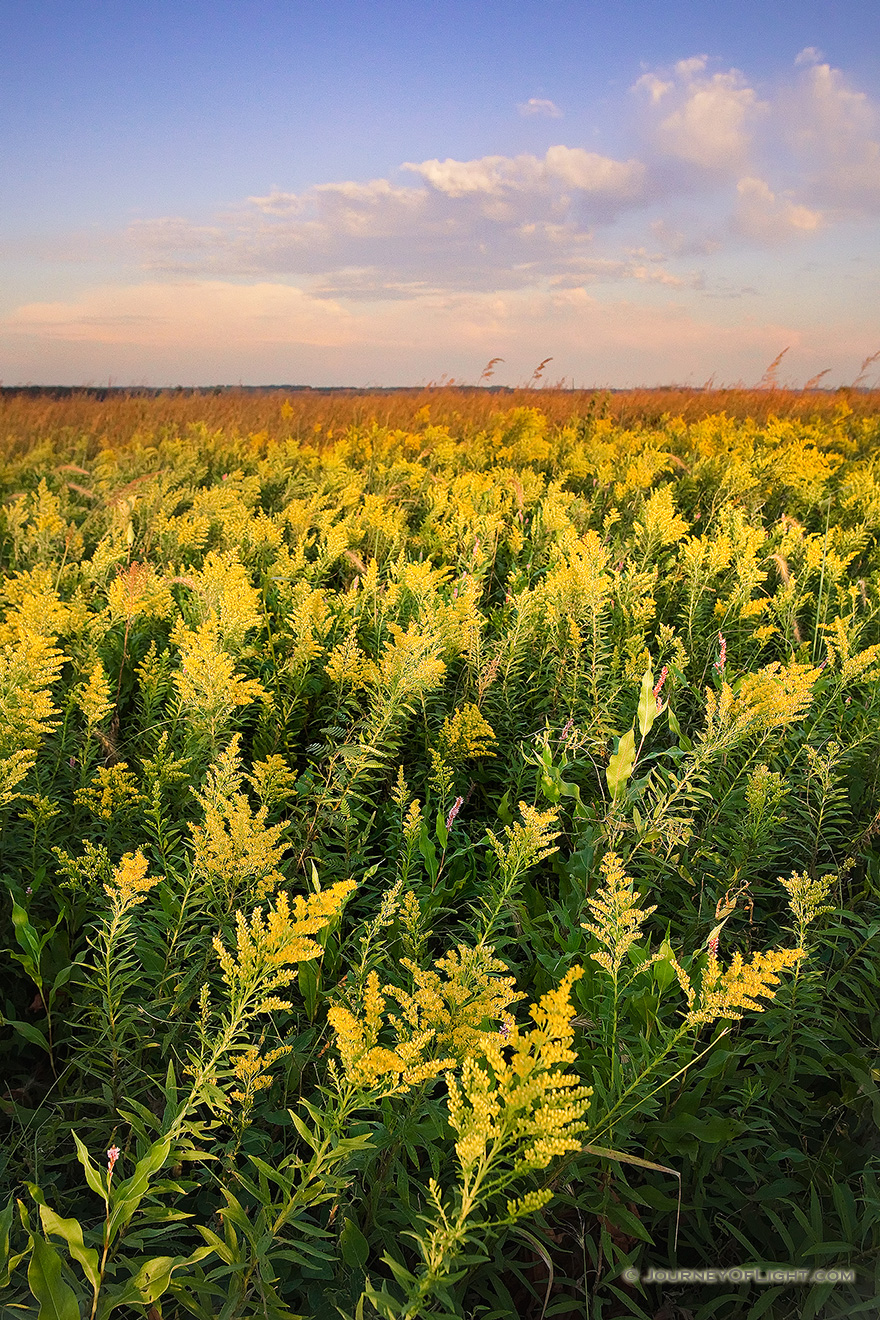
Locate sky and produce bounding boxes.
[2,0,879,388]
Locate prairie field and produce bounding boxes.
[2,388,880,1319]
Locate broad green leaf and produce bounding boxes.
[10,897,42,969]
[298,958,320,1022]
[38,1204,100,1290]
[3,1018,51,1052]
[606,728,636,800]
[98,1247,213,1312]
[636,663,656,738]
[107,1135,171,1238]
[27,1233,81,1320]
[73,1133,108,1203]
[434,808,448,850]
[0,1196,13,1263]
[340,1217,370,1271]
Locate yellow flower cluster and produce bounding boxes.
[186,550,263,649]
[435,704,497,764]
[683,947,805,1027]
[745,763,788,818]
[75,763,141,820]
[280,582,331,670]
[74,660,114,731]
[327,971,455,1092]
[778,870,836,935]
[384,944,523,1059]
[106,561,174,624]
[486,802,561,886]
[0,566,87,644]
[213,882,355,1015]
[172,619,267,741]
[0,629,66,806]
[445,966,592,1175]
[704,660,819,749]
[375,622,447,708]
[103,850,160,911]
[246,754,298,810]
[324,629,376,691]
[191,738,290,907]
[635,484,689,551]
[538,532,611,625]
[582,852,658,981]
[230,1041,293,1106]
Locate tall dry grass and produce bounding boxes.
[2,383,880,461]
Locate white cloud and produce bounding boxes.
[634,57,766,170]
[518,97,563,118]
[783,60,880,212]
[11,47,880,386]
[402,146,644,199]
[122,147,651,297]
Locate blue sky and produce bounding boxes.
[2,0,879,386]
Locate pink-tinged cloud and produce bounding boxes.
[3,278,875,389]
[4,281,356,347]
[733,177,823,242]
[403,146,645,198]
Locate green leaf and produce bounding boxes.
[10,897,42,970]
[98,1247,213,1312]
[298,958,321,1022]
[107,1136,171,1238]
[435,808,448,850]
[73,1133,108,1203]
[340,1217,370,1271]
[0,1196,27,1289]
[37,1203,100,1291]
[0,1195,13,1264]
[636,663,656,738]
[417,820,438,884]
[496,790,513,826]
[3,1018,52,1052]
[606,728,636,800]
[27,1232,82,1320]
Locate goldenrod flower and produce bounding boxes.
[213,883,355,1015]
[582,852,657,981]
[103,850,159,912]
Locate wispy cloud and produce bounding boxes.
[19,53,877,308]
[4,281,355,346]
[518,97,563,118]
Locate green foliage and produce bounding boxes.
[1,402,880,1317]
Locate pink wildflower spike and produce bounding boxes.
[708,936,720,959]
[107,1146,121,1175]
[560,718,575,743]
[653,665,669,702]
[714,632,727,672]
[445,796,464,831]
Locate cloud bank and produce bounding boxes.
[3,51,879,385]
